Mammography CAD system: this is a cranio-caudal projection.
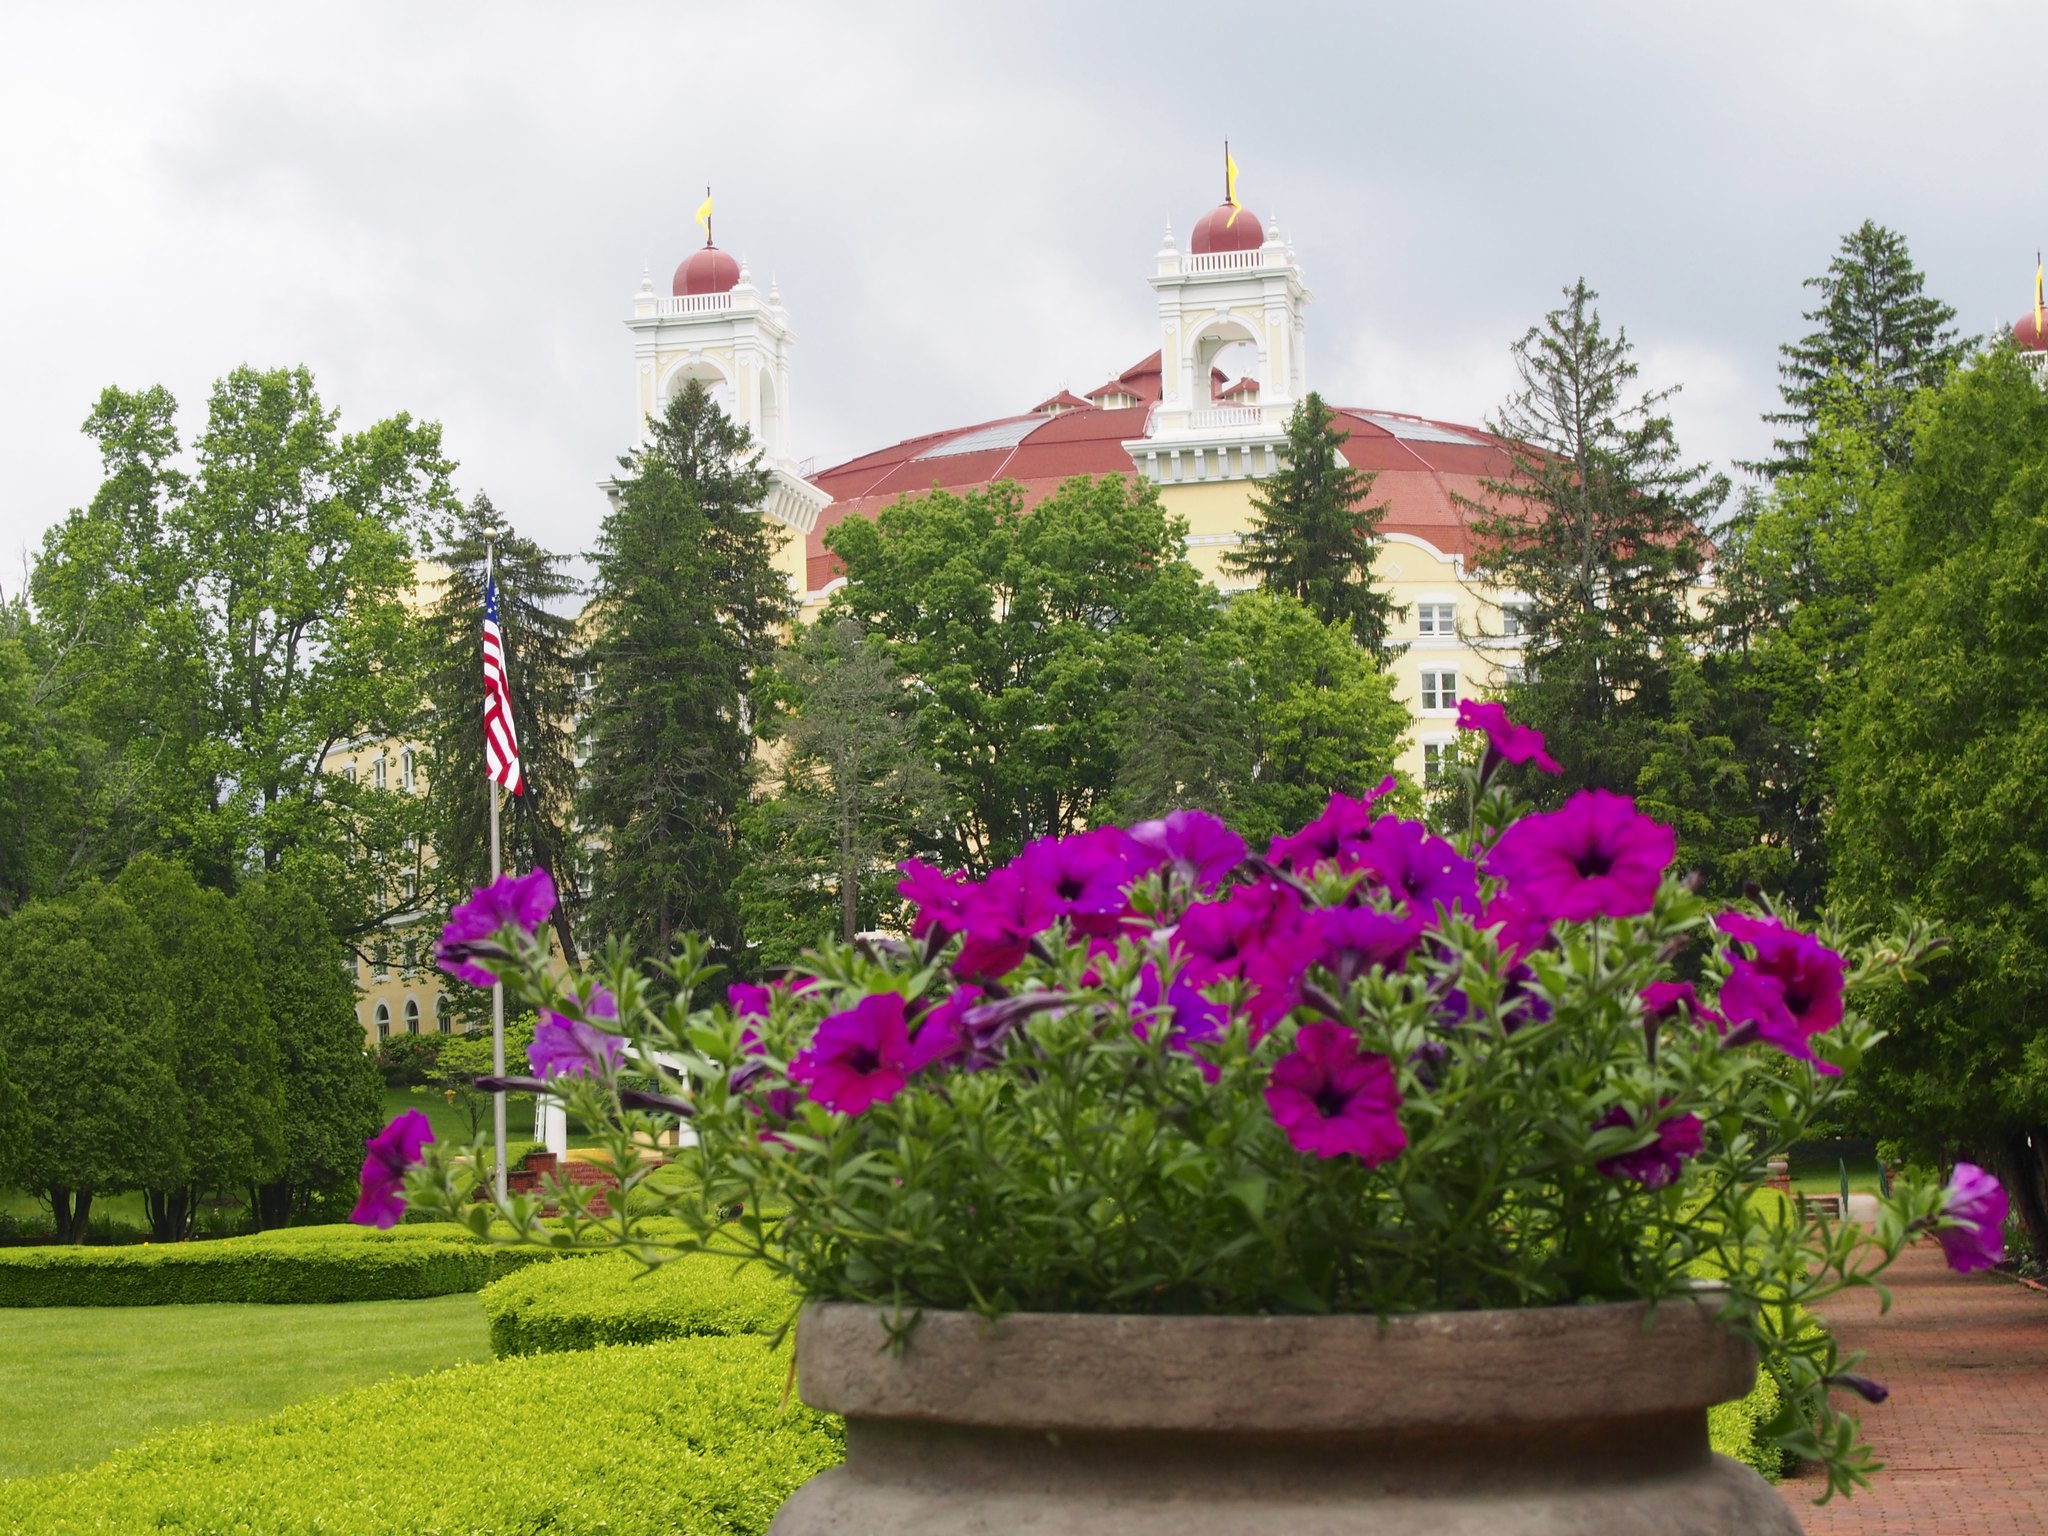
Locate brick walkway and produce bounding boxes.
[1779,1242,2048,1534]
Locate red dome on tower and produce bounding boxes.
[1189,202,1265,255]
[2014,309,2048,353]
[673,244,741,297]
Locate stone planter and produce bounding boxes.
[770,1295,1800,1535]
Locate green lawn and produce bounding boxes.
[1787,1138,1885,1195]
[0,1294,491,1478]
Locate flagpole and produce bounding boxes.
[487,534,507,1206]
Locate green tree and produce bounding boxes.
[1465,279,1726,798]
[236,873,382,1228]
[740,618,945,966]
[1829,347,2048,1258]
[0,605,96,913]
[1221,394,1404,657]
[1113,592,1411,847]
[826,474,1215,870]
[420,493,586,995]
[112,856,284,1240]
[1754,220,1964,480]
[579,380,793,957]
[0,887,179,1242]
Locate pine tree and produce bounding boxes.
[420,494,586,977]
[579,380,793,958]
[1464,280,1727,797]
[1222,394,1403,658]
[1754,220,1964,479]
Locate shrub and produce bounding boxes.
[480,1248,794,1356]
[0,1335,843,1536]
[373,1033,445,1088]
[0,1222,558,1306]
[1709,1369,1785,1480]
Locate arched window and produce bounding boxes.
[400,748,416,793]
[404,998,421,1035]
[374,1002,391,1042]
[341,763,357,784]
[435,995,453,1034]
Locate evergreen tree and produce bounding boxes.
[0,887,179,1242]
[739,618,945,966]
[237,873,383,1227]
[1754,220,1964,479]
[113,855,284,1240]
[1222,394,1403,657]
[420,493,585,979]
[579,380,792,957]
[1464,280,1726,798]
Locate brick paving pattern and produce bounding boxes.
[1779,1242,2048,1534]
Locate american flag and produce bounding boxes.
[482,576,524,797]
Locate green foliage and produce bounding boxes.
[374,1031,446,1087]
[112,856,285,1239]
[1755,219,1965,480]
[0,606,95,916]
[1465,279,1726,800]
[825,473,1215,868]
[421,493,587,985]
[0,1335,843,1536]
[0,1223,556,1306]
[580,379,793,957]
[479,1249,794,1356]
[0,887,178,1242]
[1222,393,1404,657]
[1114,591,1410,847]
[1709,1370,1786,1481]
[1829,346,2048,1257]
[740,618,946,966]
[236,874,383,1226]
[429,1015,535,1140]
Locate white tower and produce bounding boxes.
[623,214,830,546]
[1123,185,1313,486]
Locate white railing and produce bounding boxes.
[1182,248,1269,274]
[1188,406,1264,430]
[651,291,735,317]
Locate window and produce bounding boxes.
[1502,603,1532,639]
[436,996,453,1035]
[374,1002,391,1042]
[576,856,595,898]
[1502,664,1529,687]
[371,941,390,981]
[401,869,418,904]
[403,999,421,1036]
[400,748,416,793]
[1417,602,1456,639]
[1423,740,1461,787]
[372,755,387,790]
[400,935,418,975]
[1420,669,1459,712]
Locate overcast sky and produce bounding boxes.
[0,1,2033,578]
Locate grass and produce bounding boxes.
[0,1293,491,1478]
[1787,1138,1885,1195]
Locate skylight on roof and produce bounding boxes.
[1356,412,1485,446]
[913,418,1043,460]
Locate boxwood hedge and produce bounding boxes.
[480,1247,795,1356]
[0,1335,843,1536]
[0,1223,557,1307]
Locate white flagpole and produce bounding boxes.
[488,535,507,1206]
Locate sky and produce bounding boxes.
[0,1,2034,579]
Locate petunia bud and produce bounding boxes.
[1824,1373,1889,1404]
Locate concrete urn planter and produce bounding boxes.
[769,1296,1801,1536]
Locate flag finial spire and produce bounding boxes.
[696,185,714,247]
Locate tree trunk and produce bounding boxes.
[253,1180,295,1231]
[144,1186,195,1243]
[49,1186,93,1244]
[1999,1129,2048,1263]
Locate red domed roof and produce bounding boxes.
[674,244,740,297]
[1189,202,1264,255]
[2015,310,2048,353]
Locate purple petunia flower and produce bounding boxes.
[790,993,916,1114]
[1313,903,1426,982]
[350,1109,434,1228]
[1171,879,1319,1037]
[1266,779,1397,874]
[1640,981,1724,1030]
[528,986,625,1081]
[1485,790,1675,923]
[1481,890,1556,962]
[1012,827,1144,939]
[1593,1103,1704,1190]
[1933,1162,2008,1274]
[438,868,558,988]
[1127,809,1247,893]
[897,859,979,940]
[1715,913,1847,1075]
[728,982,774,1022]
[1456,699,1562,774]
[952,865,1059,981]
[903,985,986,1074]
[1349,815,1480,917]
[1132,963,1226,1081]
[1264,1022,1406,1163]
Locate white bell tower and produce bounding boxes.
[623,213,829,545]
[1123,181,1313,487]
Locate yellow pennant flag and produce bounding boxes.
[2034,253,2042,341]
[696,190,714,244]
[1225,147,1241,228]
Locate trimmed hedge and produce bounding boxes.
[481,1248,795,1356]
[0,1335,843,1536]
[0,1223,558,1307]
[1708,1369,1784,1480]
